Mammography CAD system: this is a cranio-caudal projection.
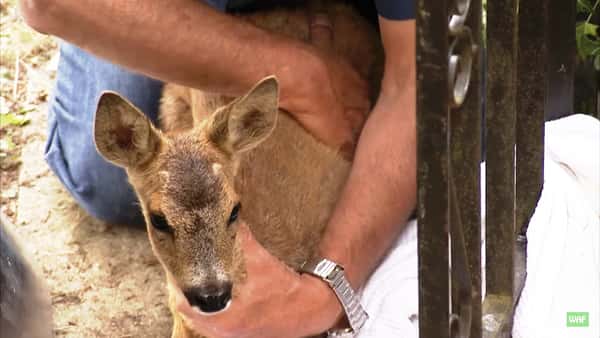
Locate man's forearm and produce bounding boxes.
[20,0,318,105]
[318,79,416,288]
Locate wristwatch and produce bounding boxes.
[300,257,369,337]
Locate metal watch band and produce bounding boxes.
[301,258,369,336]
[327,328,354,338]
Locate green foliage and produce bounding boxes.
[578,0,596,12]
[0,113,30,128]
[576,0,600,70]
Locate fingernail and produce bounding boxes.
[311,13,332,28]
[238,222,252,241]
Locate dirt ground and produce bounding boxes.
[5,113,173,338]
[1,2,172,337]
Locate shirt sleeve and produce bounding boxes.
[203,0,228,11]
[374,0,415,20]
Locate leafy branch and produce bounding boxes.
[576,0,600,69]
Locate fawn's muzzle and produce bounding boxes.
[184,282,232,313]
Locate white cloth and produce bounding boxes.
[357,218,419,338]
[356,114,600,338]
[513,115,600,338]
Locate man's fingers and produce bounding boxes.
[237,222,298,283]
[309,13,333,51]
[342,80,370,112]
[237,222,253,245]
[346,107,368,129]
[237,222,261,252]
[237,222,274,267]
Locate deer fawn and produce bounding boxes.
[93,3,381,337]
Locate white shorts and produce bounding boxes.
[357,114,600,338]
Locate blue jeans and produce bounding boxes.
[45,43,163,225]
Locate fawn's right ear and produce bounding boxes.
[94,92,162,169]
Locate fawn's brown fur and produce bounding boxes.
[94,3,381,337]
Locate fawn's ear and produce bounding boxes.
[94,92,162,168]
[207,76,279,155]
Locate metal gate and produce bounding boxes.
[416,0,581,337]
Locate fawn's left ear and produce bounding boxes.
[93,92,162,169]
[207,76,279,155]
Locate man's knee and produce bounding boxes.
[44,42,162,225]
[45,129,144,225]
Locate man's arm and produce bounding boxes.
[291,16,416,330]
[317,16,416,289]
[19,0,368,148]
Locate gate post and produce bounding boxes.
[416,1,450,337]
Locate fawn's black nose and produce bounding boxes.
[184,282,232,313]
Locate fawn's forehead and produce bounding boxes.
[160,136,228,211]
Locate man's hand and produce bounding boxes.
[280,14,371,158]
[172,223,342,338]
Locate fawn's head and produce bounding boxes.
[93,77,279,313]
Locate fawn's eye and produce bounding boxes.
[228,203,241,225]
[150,213,173,233]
